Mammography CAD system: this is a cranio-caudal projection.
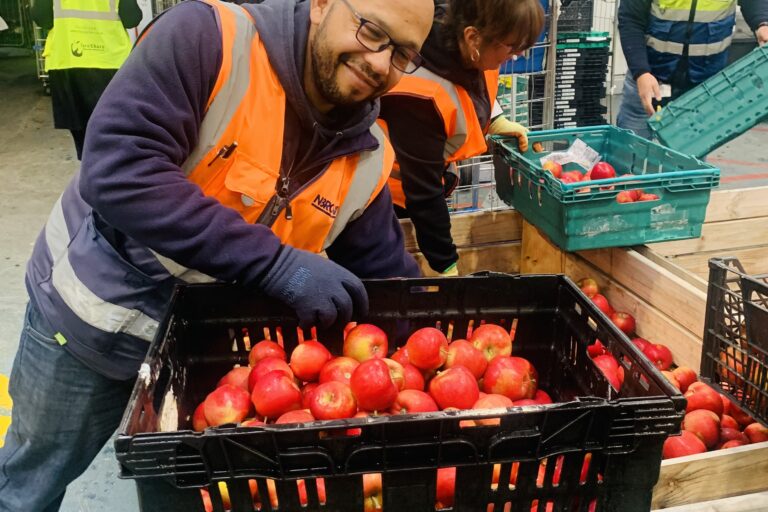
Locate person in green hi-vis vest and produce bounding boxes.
[31,0,142,160]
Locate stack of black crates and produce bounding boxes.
[554,0,610,128]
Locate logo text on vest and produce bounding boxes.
[311,194,339,218]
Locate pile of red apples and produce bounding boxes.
[541,160,659,203]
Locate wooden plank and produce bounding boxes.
[564,255,703,370]
[520,220,565,274]
[400,209,522,252]
[652,442,768,509]
[579,249,708,339]
[652,491,768,512]
[705,187,768,223]
[650,218,768,257]
[669,245,768,281]
[412,242,521,277]
[636,246,709,293]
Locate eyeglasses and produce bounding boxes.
[498,41,526,58]
[337,0,423,74]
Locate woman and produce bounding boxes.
[380,0,545,275]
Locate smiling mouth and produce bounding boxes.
[345,62,379,89]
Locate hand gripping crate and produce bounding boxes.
[701,257,768,425]
[115,274,683,512]
[647,46,768,159]
[493,125,720,251]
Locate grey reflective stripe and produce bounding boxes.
[45,197,159,342]
[182,3,255,175]
[150,249,218,284]
[53,0,120,20]
[651,3,735,22]
[323,123,388,250]
[646,34,733,56]
[409,67,469,160]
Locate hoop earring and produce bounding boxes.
[471,48,480,63]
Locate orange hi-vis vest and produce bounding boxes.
[180,0,393,254]
[384,67,499,207]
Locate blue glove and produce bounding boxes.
[260,246,369,329]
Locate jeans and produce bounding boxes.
[0,301,134,511]
[616,74,653,140]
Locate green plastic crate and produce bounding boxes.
[648,46,768,158]
[493,125,720,251]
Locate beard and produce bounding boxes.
[311,20,387,107]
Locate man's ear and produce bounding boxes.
[310,0,333,25]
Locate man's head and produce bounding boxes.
[305,0,434,113]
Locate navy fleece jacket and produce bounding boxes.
[79,0,419,286]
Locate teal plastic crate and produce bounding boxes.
[493,126,720,251]
[648,46,768,158]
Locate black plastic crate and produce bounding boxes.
[701,257,768,425]
[558,0,594,32]
[115,275,684,512]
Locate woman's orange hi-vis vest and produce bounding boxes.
[180,0,393,254]
[384,67,499,208]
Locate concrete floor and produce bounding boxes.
[0,50,766,511]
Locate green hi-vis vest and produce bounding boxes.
[43,0,131,71]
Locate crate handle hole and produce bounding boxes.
[410,285,440,294]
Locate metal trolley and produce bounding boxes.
[32,25,49,94]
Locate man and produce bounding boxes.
[617,0,768,139]
[0,0,434,509]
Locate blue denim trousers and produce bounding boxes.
[0,301,134,511]
[616,74,654,140]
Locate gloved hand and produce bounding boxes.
[489,116,529,152]
[440,262,459,277]
[260,246,368,329]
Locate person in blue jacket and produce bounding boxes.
[617,0,768,139]
[0,0,434,509]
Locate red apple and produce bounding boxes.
[251,370,303,419]
[248,339,286,366]
[744,422,768,444]
[381,358,406,391]
[290,340,332,382]
[405,327,449,371]
[217,366,251,392]
[730,403,754,426]
[203,383,252,426]
[672,366,698,393]
[661,370,681,390]
[296,478,327,507]
[445,339,487,379]
[482,356,537,401]
[720,394,732,417]
[192,402,208,431]
[350,358,399,412]
[435,467,456,509]
[363,473,383,512]
[309,381,357,420]
[429,366,480,410]
[391,346,410,366]
[609,311,636,335]
[719,427,749,445]
[542,160,563,178]
[629,189,644,201]
[684,382,724,416]
[578,278,599,298]
[586,339,607,358]
[590,162,616,180]
[561,170,584,183]
[241,418,265,427]
[631,337,651,353]
[721,439,749,449]
[638,193,660,201]
[318,356,359,385]
[720,414,739,430]
[275,409,315,424]
[248,356,293,392]
[590,294,613,316]
[663,430,707,459]
[301,382,319,409]
[470,324,513,361]
[682,409,721,448]
[343,324,388,362]
[534,390,553,404]
[389,389,439,414]
[593,354,624,390]
[402,363,425,391]
[473,393,514,416]
[643,343,674,371]
[616,191,635,203]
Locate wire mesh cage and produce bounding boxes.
[446,155,511,214]
[32,25,49,93]
[0,0,33,47]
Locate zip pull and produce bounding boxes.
[279,177,293,220]
[207,141,238,166]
